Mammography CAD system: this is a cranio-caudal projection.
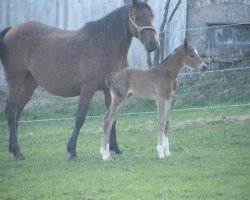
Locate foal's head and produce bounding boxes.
[181,39,207,72]
[129,0,158,52]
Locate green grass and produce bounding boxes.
[0,106,249,199]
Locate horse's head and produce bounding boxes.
[129,0,158,52]
[181,39,207,72]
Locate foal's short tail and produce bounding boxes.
[0,27,11,61]
[105,73,124,98]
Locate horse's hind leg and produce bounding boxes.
[103,89,122,154]
[6,73,26,160]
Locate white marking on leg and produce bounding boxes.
[100,143,112,161]
[163,135,171,157]
[157,144,165,159]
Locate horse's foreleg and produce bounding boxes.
[6,75,25,160]
[156,96,171,159]
[103,89,122,154]
[101,94,125,161]
[67,84,96,160]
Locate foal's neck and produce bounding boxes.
[159,49,184,81]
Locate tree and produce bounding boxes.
[148,0,182,67]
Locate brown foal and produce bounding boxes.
[100,40,207,161]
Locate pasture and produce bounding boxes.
[0,106,249,199]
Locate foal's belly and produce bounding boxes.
[128,88,155,100]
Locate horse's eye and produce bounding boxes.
[189,54,195,58]
[135,16,141,21]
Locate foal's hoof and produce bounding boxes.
[14,152,25,160]
[103,156,112,161]
[110,146,123,155]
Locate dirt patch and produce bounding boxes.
[0,86,105,112]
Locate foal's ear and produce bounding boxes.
[144,0,149,4]
[132,0,138,7]
[184,38,188,48]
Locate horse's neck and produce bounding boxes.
[81,5,132,59]
[159,50,183,81]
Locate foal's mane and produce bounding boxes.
[158,45,185,67]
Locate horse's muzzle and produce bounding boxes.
[145,39,159,52]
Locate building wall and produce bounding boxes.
[186,0,250,60]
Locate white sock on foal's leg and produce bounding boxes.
[100,143,112,161]
[163,135,171,157]
[157,144,165,158]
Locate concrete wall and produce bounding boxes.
[186,0,250,57]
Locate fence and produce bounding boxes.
[0,22,250,125]
[0,65,249,125]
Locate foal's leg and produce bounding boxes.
[163,98,172,157]
[101,94,126,161]
[67,83,96,160]
[6,74,25,160]
[156,96,171,159]
[103,89,122,154]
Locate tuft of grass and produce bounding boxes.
[0,107,249,199]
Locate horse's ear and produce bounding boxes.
[132,0,138,7]
[144,0,149,4]
[184,38,188,48]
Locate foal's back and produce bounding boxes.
[109,66,173,99]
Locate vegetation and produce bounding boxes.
[0,106,249,199]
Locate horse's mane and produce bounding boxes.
[82,2,153,42]
[83,5,130,42]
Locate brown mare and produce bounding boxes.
[100,40,207,161]
[0,0,158,160]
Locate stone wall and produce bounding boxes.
[186,1,250,58]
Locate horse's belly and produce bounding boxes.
[31,71,82,97]
[41,82,81,97]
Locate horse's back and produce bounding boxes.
[2,21,84,96]
[3,21,61,68]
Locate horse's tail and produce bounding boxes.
[105,73,124,98]
[0,27,11,62]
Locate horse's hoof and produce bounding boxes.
[69,155,78,161]
[14,152,25,160]
[110,146,123,155]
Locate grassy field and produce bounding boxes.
[0,106,249,200]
